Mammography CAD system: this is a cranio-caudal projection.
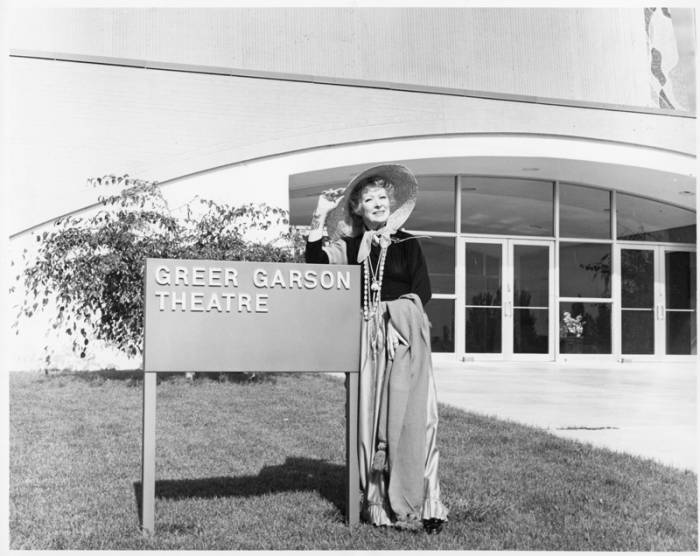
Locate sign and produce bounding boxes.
[141,258,362,535]
[144,258,361,373]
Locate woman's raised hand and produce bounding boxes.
[386,320,408,360]
[308,187,345,241]
[315,187,345,215]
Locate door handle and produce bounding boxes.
[656,305,664,320]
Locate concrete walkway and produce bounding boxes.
[432,358,697,472]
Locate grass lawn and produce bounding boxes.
[9,370,698,550]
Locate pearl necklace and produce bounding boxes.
[363,245,388,321]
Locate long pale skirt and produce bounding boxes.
[357,298,448,527]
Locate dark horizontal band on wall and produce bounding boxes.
[9,48,695,119]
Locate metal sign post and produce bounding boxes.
[141,258,361,534]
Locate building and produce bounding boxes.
[5,7,696,369]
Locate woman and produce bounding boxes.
[305,164,448,533]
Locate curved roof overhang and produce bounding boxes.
[285,134,695,209]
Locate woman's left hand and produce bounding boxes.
[386,320,408,359]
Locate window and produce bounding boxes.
[617,194,696,243]
[559,243,612,298]
[559,183,611,239]
[419,236,455,294]
[461,177,553,236]
[425,299,454,352]
[405,176,455,232]
[559,302,611,354]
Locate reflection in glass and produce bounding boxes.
[617,194,696,243]
[514,245,549,307]
[513,245,549,354]
[420,237,455,294]
[559,302,611,354]
[466,243,501,306]
[425,299,454,353]
[621,249,654,308]
[559,184,611,239]
[665,251,696,355]
[666,312,697,355]
[621,310,654,354]
[405,176,455,232]
[514,309,548,353]
[665,252,696,309]
[465,243,502,353]
[620,248,655,354]
[461,177,553,236]
[466,308,501,353]
[559,243,611,298]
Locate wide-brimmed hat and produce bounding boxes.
[325,164,418,240]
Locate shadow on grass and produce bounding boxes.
[46,369,275,384]
[133,457,346,525]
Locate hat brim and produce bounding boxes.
[325,164,418,240]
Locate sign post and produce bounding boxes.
[141,258,361,534]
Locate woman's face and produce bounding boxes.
[356,185,391,229]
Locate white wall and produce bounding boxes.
[9,7,667,108]
[7,56,694,236]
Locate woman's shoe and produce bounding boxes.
[423,518,444,535]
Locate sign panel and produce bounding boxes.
[144,258,361,373]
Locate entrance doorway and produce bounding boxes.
[458,238,555,360]
[614,245,697,357]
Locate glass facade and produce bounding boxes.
[514,309,549,353]
[559,183,611,239]
[514,245,550,354]
[291,174,696,358]
[559,302,612,354]
[621,310,655,354]
[421,236,455,294]
[465,243,502,307]
[620,249,655,354]
[405,176,455,232]
[425,299,455,353]
[559,243,612,298]
[617,194,696,243]
[465,243,502,353]
[665,251,697,355]
[461,177,553,236]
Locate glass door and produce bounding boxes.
[615,245,696,357]
[617,246,658,355]
[510,242,554,359]
[663,248,697,355]
[460,239,554,360]
[462,240,503,359]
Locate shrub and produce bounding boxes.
[12,175,305,364]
